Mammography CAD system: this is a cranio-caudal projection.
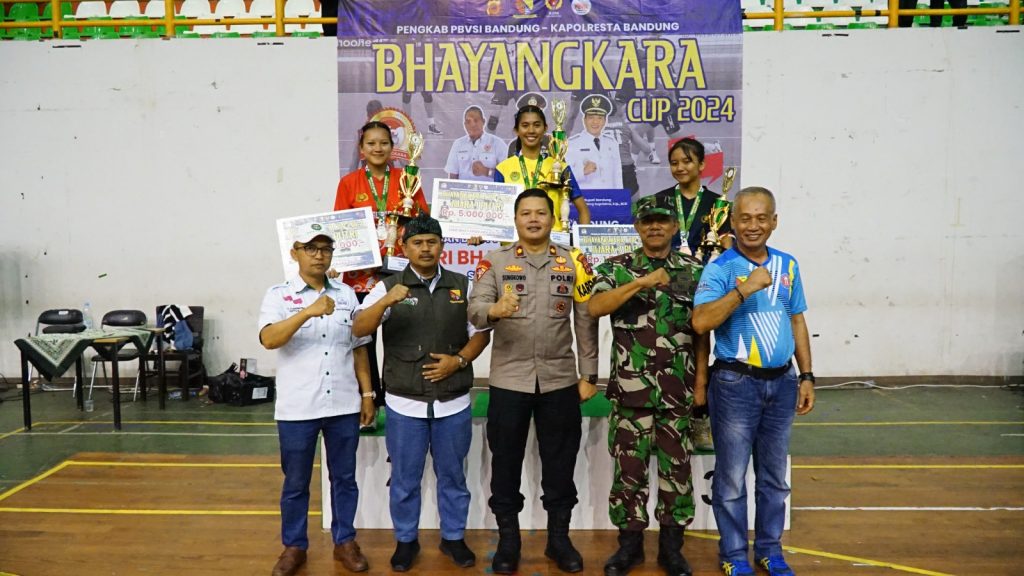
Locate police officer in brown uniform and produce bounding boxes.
[468,188,600,574]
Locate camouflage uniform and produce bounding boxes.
[592,247,703,530]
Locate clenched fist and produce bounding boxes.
[386,284,410,307]
[637,267,670,289]
[306,294,335,318]
[743,266,773,295]
[489,293,520,319]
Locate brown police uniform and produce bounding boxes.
[467,241,599,516]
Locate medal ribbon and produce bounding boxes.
[675,185,704,234]
[364,167,390,215]
[518,153,547,189]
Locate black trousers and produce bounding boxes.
[899,0,967,27]
[487,383,582,516]
[322,0,336,36]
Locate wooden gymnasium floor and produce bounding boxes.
[0,383,1022,576]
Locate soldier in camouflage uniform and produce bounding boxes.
[588,194,710,576]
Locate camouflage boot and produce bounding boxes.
[657,526,692,576]
[604,529,645,576]
[544,509,583,573]
[492,514,520,575]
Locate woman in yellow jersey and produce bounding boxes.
[494,105,591,232]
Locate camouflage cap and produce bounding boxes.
[633,194,678,221]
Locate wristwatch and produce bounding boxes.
[361,390,376,399]
[456,354,468,370]
[798,372,816,384]
[585,374,598,385]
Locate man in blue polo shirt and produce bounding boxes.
[692,187,815,576]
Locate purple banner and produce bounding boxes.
[337,0,742,275]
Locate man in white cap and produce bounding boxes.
[567,94,623,190]
[259,222,377,576]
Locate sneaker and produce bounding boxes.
[757,554,795,575]
[428,123,443,135]
[690,416,714,451]
[721,559,756,576]
[648,150,661,164]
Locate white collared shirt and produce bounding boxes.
[444,132,507,182]
[357,268,486,419]
[567,130,623,189]
[258,276,372,421]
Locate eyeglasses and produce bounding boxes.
[299,244,335,257]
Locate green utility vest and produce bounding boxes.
[381,266,473,403]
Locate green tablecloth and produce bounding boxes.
[14,328,155,380]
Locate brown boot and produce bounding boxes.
[271,546,306,576]
[334,540,369,572]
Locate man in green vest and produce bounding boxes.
[354,213,491,572]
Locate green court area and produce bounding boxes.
[1,383,1022,490]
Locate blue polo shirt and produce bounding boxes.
[694,246,807,369]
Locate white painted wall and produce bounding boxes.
[1,29,1022,380]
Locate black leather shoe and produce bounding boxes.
[390,539,420,572]
[440,538,477,568]
[604,529,645,576]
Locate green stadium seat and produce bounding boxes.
[5,2,40,40]
[251,29,277,37]
[41,2,73,38]
[211,30,240,37]
[79,17,122,39]
[290,29,320,37]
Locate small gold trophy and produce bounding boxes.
[381,132,425,273]
[695,167,736,263]
[543,99,572,234]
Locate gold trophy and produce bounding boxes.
[381,132,425,273]
[695,167,736,263]
[542,99,572,234]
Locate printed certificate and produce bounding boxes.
[432,178,520,242]
[276,207,381,279]
[573,225,643,267]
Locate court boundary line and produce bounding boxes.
[0,507,318,516]
[794,506,1024,511]
[684,532,953,576]
[794,464,1024,469]
[0,460,70,503]
[794,420,1023,426]
[0,457,977,576]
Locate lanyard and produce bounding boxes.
[518,153,546,188]
[675,185,704,233]
[363,167,390,214]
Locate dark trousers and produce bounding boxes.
[277,413,360,548]
[486,383,582,516]
[899,0,968,27]
[322,0,336,36]
[355,291,384,407]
